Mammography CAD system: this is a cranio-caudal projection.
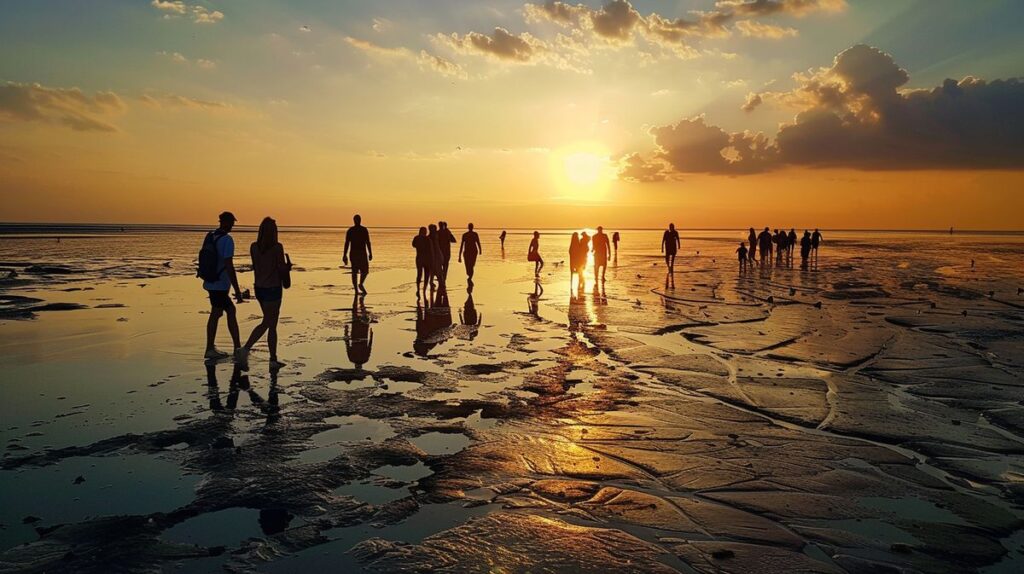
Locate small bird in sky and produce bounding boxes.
[300,25,311,32]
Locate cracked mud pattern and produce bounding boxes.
[1,230,1023,573]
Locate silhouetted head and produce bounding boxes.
[669,223,675,231]
[814,228,819,232]
[749,227,754,233]
[440,221,447,229]
[790,228,795,232]
[571,232,579,241]
[353,214,361,225]
[533,231,540,238]
[804,230,810,236]
[418,226,427,236]
[428,223,437,233]
[740,241,745,247]
[597,226,603,233]
[218,211,237,231]
[256,217,278,253]
[764,227,769,232]
[581,231,588,238]
[468,223,474,230]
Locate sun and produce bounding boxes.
[551,143,612,200]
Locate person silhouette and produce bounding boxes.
[528,279,543,317]
[800,230,812,270]
[343,214,372,295]
[579,231,591,275]
[569,232,582,290]
[459,288,481,341]
[528,231,544,276]
[438,221,456,281]
[345,294,372,369]
[427,223,444,289]
[202,211,243,360]
[612,231,620,254]
[592,226,611,286]
[737,241,748,272]
[499,230,507,250]
[458,223,482,284]
[811,228,823,260]
[412,227,433,295]
[747,227,757,263]
[661,223,680,274]
[787,228,797,260]
[757,227,773,266]
[240,217,292,368]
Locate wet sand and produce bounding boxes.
[1,228,1023,573]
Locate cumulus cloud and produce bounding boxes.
[158,51,216,69]
[345,37,467,79]
[734,20,798,38]
[0,82,125,132]
[617,152,668,182]
[626,44,1024,177]
[436,27,543,62]
[151,1,223,24]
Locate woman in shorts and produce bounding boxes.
[241,217,291,368]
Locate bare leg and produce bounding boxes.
[243,300,272,351]
[206,308,223,352]
[225,306,240,350]
[265,302,281,361]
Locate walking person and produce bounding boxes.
[592,226,611,286]
[569,232,582,290]
[787,228,797,261]
[747,227,758,263]
[413,227,433,295]
[199,211,243,360]
[800,230,812,270]
[438,221,456,281]
[528,231,544,276]
[661,223,680,273]
[458,223,482,284]
[757,227,773,266]
[612,231,620,257]
[240,217,292,368]
[811,228,823,260]
[737,242,748,272]
[499,230,507,250]
[427,223,444,288]
[342,214,372,295]
[579,231,591,276]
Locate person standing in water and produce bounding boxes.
[747,227,758,263]
[412,227,433,295]
[568,232,582,289]
[737,242,748,272]
[592,226,611,286]
[811,228,823,259]
[579,231,591,275]
[427,223,444,288]
[458,223,482,284]
[343,214,372,295]
[499,230,507,250]
[240,217,292,368]
[661,223,680,273]
[528,231,544,276]
[438,221,456,282]
[800,230,812,270]
[201,211,243,360]
[787,228,797,260]
[757,226,773,266]
[612,231,620,256]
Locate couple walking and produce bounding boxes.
[569,227,612,286]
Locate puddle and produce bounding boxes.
[373,380,421,395]
[409,432,471,456]
[298,415,396,465]
[0,454,199,551]
[464,409,499,431]
[374,462,432,483]
[163,507,263,548]
[334,480,410,505]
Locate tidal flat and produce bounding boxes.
[1,228,1023,573]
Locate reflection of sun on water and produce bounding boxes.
[551,144,612,201]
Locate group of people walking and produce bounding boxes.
[738,227,823,270]
[412,222,483,294]
[567,226,617,288]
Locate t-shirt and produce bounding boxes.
[203,232,234,292]
[593,234,610,260]
[346,226,371,262]
[663,230,679,253]
[413,235,432,262]
[251,242,286,288]
[462,231,480,257]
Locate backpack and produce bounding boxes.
[197,230,226,282]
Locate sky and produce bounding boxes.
[1,0,1022,229]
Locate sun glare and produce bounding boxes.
[551,144,612,200]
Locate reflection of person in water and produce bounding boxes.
[527,231,544,276]
[345,294,373,369]
[459,288,481,340]
[528,280,543,317]
[412,227,433,295]
[414,287,452,356]
[458,223,482,284]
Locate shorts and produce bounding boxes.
[255,286,283,303]
[350,258,369,274]
[207,290,234,310]
[664,249,677,257]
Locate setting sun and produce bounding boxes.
[551,145,613,200]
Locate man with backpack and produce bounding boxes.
[199,211,243,359]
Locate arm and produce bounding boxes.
[226,259,241,300]
[458,237,465,261]
[366,232,373,261]
[676,235,681,249]
[342,234,350,265]
[476,236,482,256]
[605,239,611,259]
[661,235,665,253]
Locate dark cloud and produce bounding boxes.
[617,152,668,182]
[627,44,1024,177]
[0,82,125,133]
[438,27,542,62]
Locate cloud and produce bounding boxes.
[345,37,467,79]
[151,1,223,24]
[734,20,798,38]
[436,27,543,62]
[627,44,1024,177]
[158,51,216,69]
[617,152,668,182]
[371,18,393,33]
[0,82,125,133]
[138,93,232,112]
[715,0,846,17]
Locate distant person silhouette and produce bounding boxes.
[458,223,482,284]
[438,221,456,281]
[343,214,372,295]
[528,231,544,276]
[592,226,611,285]
[773,229,784,265]
[579,231,591,275]
[345,294,372,368]
[412,227,433,294]
[788,228,797,259]
[240,217,292,368]
[569,231,585,286]
[499,230,507,250]
[200,211,243,360]
[612,231,620,255]
[800,230,812,270]
[747,227,757,262]
[661,223,680,273]
[737,242,748,272]
[427,223,444,288]
[757,227,773,265]
[811,228,823,259]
